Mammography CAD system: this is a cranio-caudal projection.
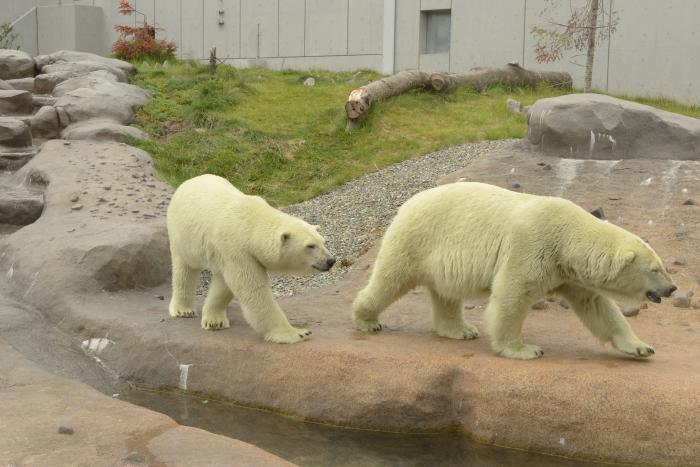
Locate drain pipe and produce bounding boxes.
[382,0,395,75]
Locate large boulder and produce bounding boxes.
[31,105,60,139]
[42,60,128,83]
[0,183,43,226]
[5,77,34,92]
[0,89,33,116]
[35,50,134,76]
[0,79,14,90]
[61,118,148,143]
[0,149,36,170]
[0,117,32,147]
[527,94,700,160]
[0,50,35,80]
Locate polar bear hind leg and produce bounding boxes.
[169,254,201,318]
[556,283,654,357]
[201,273,234,330]
[429,288,479,339]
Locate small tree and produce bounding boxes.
[0,23,19,49]
[112,0,176,62]
[531,0,618,92]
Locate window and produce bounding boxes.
[422,10,451,54]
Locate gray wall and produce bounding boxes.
[2,0,699,105]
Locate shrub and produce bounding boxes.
[112,0,176,62]
[0,23,18,49]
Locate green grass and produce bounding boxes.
[131,62,700,207]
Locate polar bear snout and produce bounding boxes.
[645,285,676,303]
[313,257,336,272]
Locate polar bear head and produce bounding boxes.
[275,220,336,276]
[597,238,676,305]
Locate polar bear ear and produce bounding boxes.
[281,232,290,243]
[622,251,636,264]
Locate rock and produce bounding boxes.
[522,105,532,118]
[622,307,640,317]
[683,198,696,206]
[0,117,32,147]
[42,60,128,83]
[58,426,74,435]
[589,207,605,219]
[124,451,145,463]
[303,77,316,86]
[672,291,693,309]
[527,94,700,160]
[0,50,35,80]
[69,193,79,202]
[0,89,33,116]
[31,105,60,139]
[506,98,521,113]
[531,300,547,310]
[70,204,83,211]
[0,183,43,225]
[558,299,570,309]
[511,182,521,188]
[61,119,149,143]
[0,79,13,90]
[32,95,57,107]
[5,77,34,92]
[39,50,135,76]
[0,149,35,170]
[673,259,686,266]
[33,72,73,95]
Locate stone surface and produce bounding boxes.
[0,79,13,90]
[38,50,135,76]
[527,93,700,160]
[0,148,36,170]
[61,118,148,143]
[42,60,128,83]
[1,142,698,465]
[33,71,74,95]
[0,89,33,116]
[0,49,35,80]
[0,117,32,147]
[32,95,56,107]
[31,105,60,139]
[303,77,316,86]
[0,181,43,225]
[5,77,35,91]
[672,291,693,308]
[0,341,293,467]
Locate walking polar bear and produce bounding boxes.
[353,182,677,359]
[167,174,335,343]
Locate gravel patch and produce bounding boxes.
[197,139,516,297]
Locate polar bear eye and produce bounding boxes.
[306,244,316,249]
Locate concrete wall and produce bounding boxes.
[1,0,699,105]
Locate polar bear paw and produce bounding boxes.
[201,315,230,330]
[436,322,480,340]
[354,319,383,332]
[169,303,197,318]
[265,327,312,344]
[498,343,544,360]
[613,336,655,358]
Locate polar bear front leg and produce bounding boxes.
[225,267,311,344]
[486,272,543,360]
[201,274,233,330]
[429,289,479,340]
[557,284,655,358]
[169,254,201,318]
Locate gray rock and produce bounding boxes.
[61,119,149,143]
[40,50,135,76]
[0,49,35,80]
[589,207,605,219]
[31,106,60,139]
[527,94,700,160]
[32,95,57,108]
[42,60,128,83]
[683,198,696,206]
[506,98,521,113]
[124,451,145,463]
[531,300,547,310]
[622,307,640,317]
[0,183,43,225]
[54,88,137,126]
[0,79,13,90]
[0,149,36,170]
[0,90,33,116]
[5,77,34,92]
[58,426,74,435]
[303,77,316,87]
[672,291,693,309]
[0,117,32,147]
[33,72,70,95]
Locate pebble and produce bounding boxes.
[622,307,640,317]
[531,301,547,310]
[69,193,79,202]
[682,198,696,205]
[559,299,570,309]
[589,207,605,219]
[672,291,693,308]
[58,426,74,435]
[124,451,146,463]
[156,295,164,300]
[511,182,521,189]
[70,204,83,211]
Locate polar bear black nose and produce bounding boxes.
[667,285,677,296]
[327,257,336,268]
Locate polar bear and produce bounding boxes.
[353,182,676,359]
[167,174,336,343]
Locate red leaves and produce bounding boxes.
[112,0,176,61]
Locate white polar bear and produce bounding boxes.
[167,174,336,343]
[353,182,677,359]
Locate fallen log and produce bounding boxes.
[429,63,572,94]
[344,63,572,128]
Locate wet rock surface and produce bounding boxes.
[527,93,700,160]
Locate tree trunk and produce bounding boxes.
[429,63,573,94]
[345,70,429,122]
[584,0,599,93]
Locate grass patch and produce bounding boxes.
[132,63,700,206]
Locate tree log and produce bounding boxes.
[345,70,429,122]
[429,63,572,94]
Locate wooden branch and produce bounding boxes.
[429,63,573,94]
[345,70,429,122]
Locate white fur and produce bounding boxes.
[353,182,675,359]
[167,174,334,343]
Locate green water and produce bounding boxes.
[125,389,606,467]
